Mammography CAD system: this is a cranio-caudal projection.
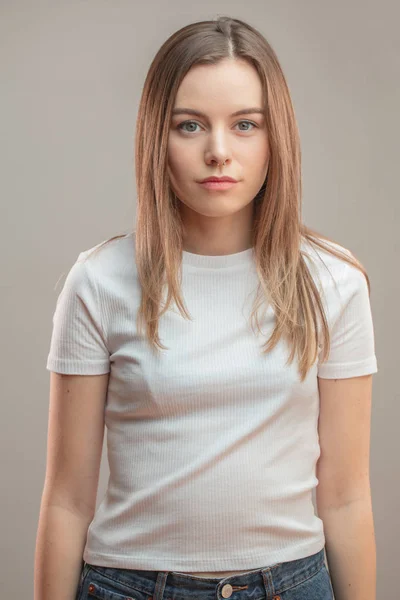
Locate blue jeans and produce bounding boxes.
[77,547,334,600]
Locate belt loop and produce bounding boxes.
[153,571,169,600]
[260,568,275,599]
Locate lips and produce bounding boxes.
[200,176,238,183]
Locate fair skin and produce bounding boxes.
[167,57,270,256]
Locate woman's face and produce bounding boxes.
[167,58,270,220]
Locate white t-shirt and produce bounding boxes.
[46,231,378,570]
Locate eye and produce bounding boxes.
[176,120,258,133]
[236,120,257,132]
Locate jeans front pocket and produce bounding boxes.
[81,566,153,600]
[75,562,93,600]
[276,562,334,600]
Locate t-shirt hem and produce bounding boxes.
[46,357,110,375]
[317,355,378,379]
[83,535,326,571]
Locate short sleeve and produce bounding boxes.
[317,261,378,379]
[46,251,111,375]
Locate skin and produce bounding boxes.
[167,57,270,256]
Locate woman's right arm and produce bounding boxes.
[34,371,109,600]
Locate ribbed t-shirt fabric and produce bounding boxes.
[46,231,378,570]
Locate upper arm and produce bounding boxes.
[316,374,373,510]
[43,371,109,519]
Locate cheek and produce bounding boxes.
[250,141,270,174]
[167,151,182,180]
[168,136,183,164]
[168,144,196,179]
[167,153,190,192]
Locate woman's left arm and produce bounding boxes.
[316,374,377,600]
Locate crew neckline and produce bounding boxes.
[182,246,255,268]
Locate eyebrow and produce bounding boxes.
[171,107,265,118]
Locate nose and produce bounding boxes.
[208,156,231,167]
[205,129,233,167]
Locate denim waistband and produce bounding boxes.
[84,547,326,600]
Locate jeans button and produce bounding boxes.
[221,584,233,598]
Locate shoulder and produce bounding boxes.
[301,236,370,321]
[78,231,136,280]
[301,236,352,286]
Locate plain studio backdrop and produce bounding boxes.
[1,0,398,597]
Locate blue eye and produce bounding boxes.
[177,120,257,133]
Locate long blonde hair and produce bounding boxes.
[87,16,370,382]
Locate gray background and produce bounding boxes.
[1,0,398,596]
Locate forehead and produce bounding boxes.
[173,59,264,111]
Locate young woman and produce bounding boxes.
[36,16,378,600]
